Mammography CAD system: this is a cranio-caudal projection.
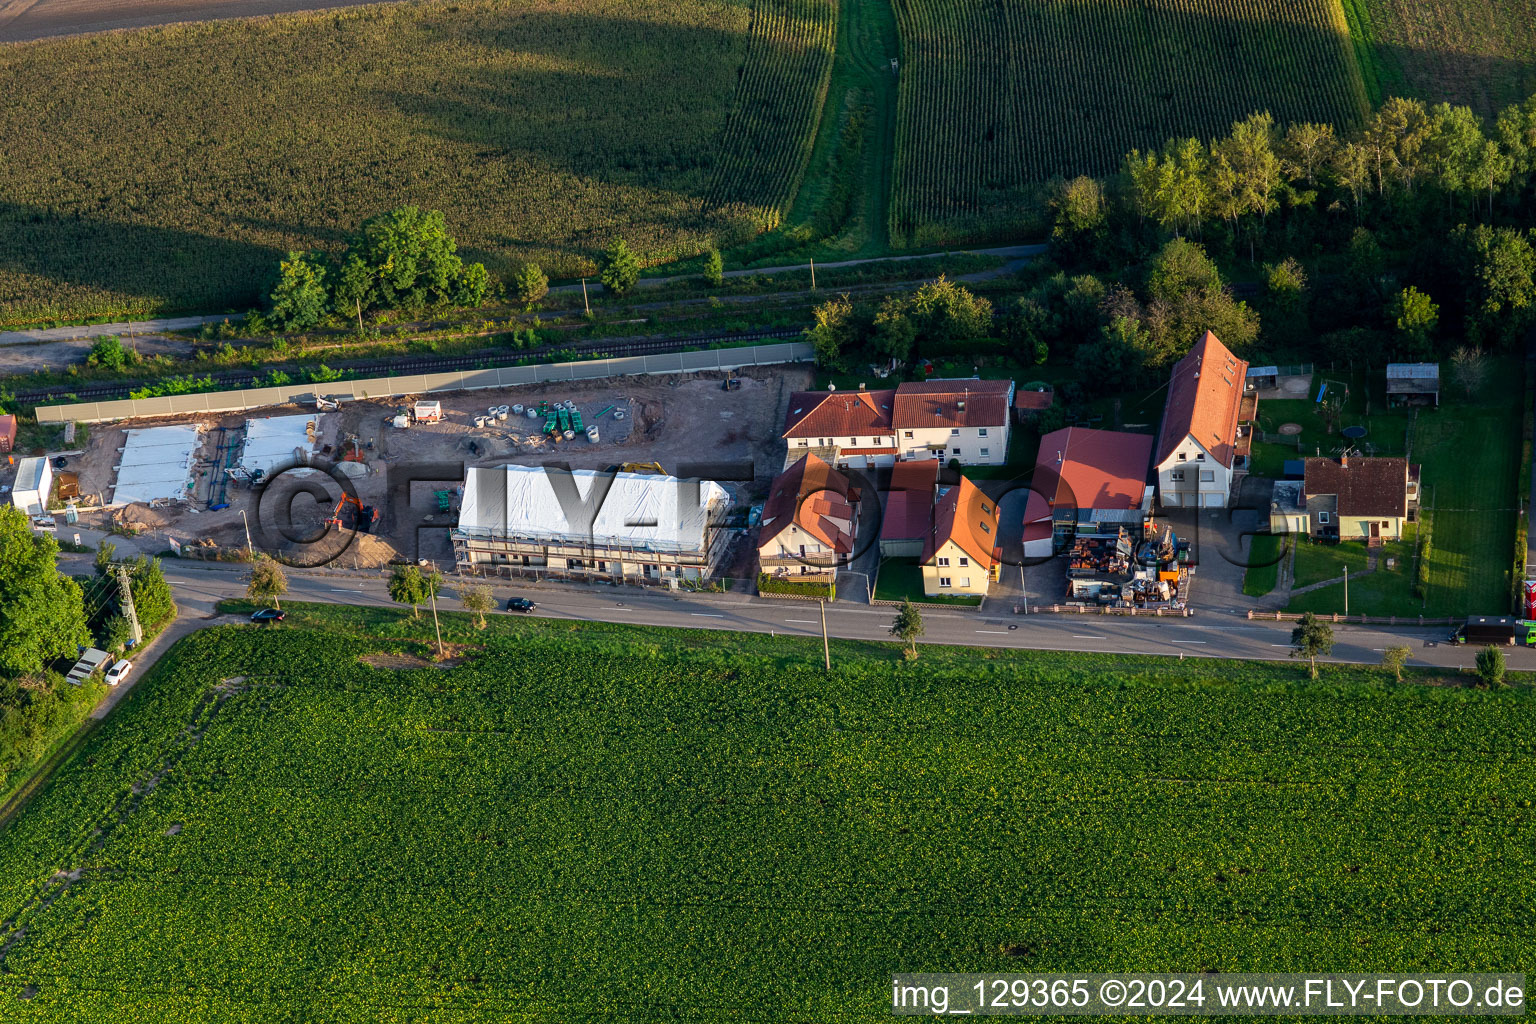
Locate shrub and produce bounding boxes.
[756,573,832,598]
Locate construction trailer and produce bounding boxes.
[413,400,443,424]
[12,456,53,515]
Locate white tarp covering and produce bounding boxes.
[112,424,200,506]
[456,465,729,555]
[240,414,318,477]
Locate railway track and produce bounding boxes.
[12,327,802,406]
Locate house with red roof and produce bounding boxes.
[757,453,859,582]
[1154,331,1256,508]
[782,388,897,470]
[920,475,1000,597]
[880,459,939,558]
[893,378,1014,465]
[1030,427,1153,554]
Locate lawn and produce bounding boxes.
[1291,533,1414,589]
[873,556,983,605]
[0,0,834,327]
[0,606,1530,1020]
[1241,533,1284,596]
[1287,546,1425,618]
[1248,370,1416,479]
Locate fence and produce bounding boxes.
[1247,609,1458,627]
[35,342,814,425]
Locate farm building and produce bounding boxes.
[880,459,939,558]
[893,378,1014,465]
[0,414,15,454]
[1032,427,1154,549]
[920,475,1000,597]
[1385,363,1439,407]
[452,464,731,582]
[757,454,859,584]
[782,388,897,471]
[1269,455,1421,543]
[12,456,52,515]
[1155,331,1254,509]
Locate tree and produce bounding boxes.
[388,564,441,619]
[1474,644,1506,687]
[1078,314,1154,390]
[870,296,916,363]
[247,554,288,610]
[0,506,92,677]
[1449,345,1489,398]
[1453,224,1536,342]
[458,585,495,630]
[1143,238,1259,357]
[702,246,724,288]
[1289,612,1334,679]
[267,251,329,331]
[94,540,117,576]
[805,295,858,369]
[1003,297,1050,366]
[1381,644,1411,682]
[1210,112,1282,260]
[1331,141,1372,215]
[451,261,490,308]
[1264,257,1308,344]
[890,600,924,660]
[1279,121,1336,187]
[343,206,473,312]
[127,556,175,631]
[1389,286,1439,359]
[598,238,641,295]
[512,262,548,307]
[1425,103,1486,211]
[907,276,993,342]
[1049,175,1107,256]
[86,336,134,372]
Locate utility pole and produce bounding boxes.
[114,565,143,645]
[1019,562,1028,615]
[581,278,590,315]
[819,598,830,672]
[1343,565,1349,617]
[239,508,253,557]
[429,588,444,658]
[355,297,364,335]
[809,258,816,291]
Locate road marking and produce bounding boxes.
[975,630,1009,634]
[784,619,817,624]
[690,613,725,618]
[1271,644,1294,647]
[327,588,364,593]
[1072,634,1108,639]
[1168,640,1207,644]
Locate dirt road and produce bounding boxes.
[0,0,392,42]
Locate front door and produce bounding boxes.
[1370,522,1380,539]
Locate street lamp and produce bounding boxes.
[239,508,253,557]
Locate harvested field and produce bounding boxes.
[1345,0,1536,113]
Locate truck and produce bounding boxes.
[1449,616,1518,646]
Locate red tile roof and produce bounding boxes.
[1035,428,1153,512]
[1303,457,1415,518]
[922,475,999,567]
[783,390,895,438]
[894,378,1013,429]
[881,461,939,543]
[1155,331,1249,468]
[758,453,856,553]
[1013,386,1054,411]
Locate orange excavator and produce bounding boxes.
[324,493,377,533]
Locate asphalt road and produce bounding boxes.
[97,556,1533,676]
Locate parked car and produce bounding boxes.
[251,608,286,624]
[505,597,537,613]
[104,660,132,687]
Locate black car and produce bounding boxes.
[505,597,537,613]
[251,608,286,623]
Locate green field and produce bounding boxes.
[0,0,835,328]
[0,607,1531,1020]
[887,0,1370,246]
[1343,0,1536,112]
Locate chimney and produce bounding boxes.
[1056,450,1063,464]
[1340,453,1349,469]
[858,382,866,390]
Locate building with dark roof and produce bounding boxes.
[880,459,939,558]
[1154,330,1255,508]
[1269,455,1421,543]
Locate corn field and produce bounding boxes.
[707,0,839,232]
[0,0,834,328]
[888,0,1372,247]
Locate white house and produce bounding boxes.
[892,378,1014,465]
[757,453,857,582]
[1155,331,1254,509]
[781,388,898,471]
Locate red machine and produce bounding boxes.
[324,493,377,533]
[1524,579,1536,620]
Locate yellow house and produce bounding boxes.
[1270,456,1421,544]
[920,476,1000,597]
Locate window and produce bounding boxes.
[958,556,970,567]
[978,428,988,437]
[979,448,990,457]
[950,428,960,436]
[952,448,961,455]
[873,436,884,445]
[1195,453,1205,462]
[1178,452,1187,461]
[797,439,808,447]
[904,430,914,438]
[1318,511,1331,524]
[981,503,992,515]
[938,577,952,588]
[937,556,950,567]
[1200,470,1215,482]
[1170,470,1184,481]
[959,577,971,588]
[980,521,990,533]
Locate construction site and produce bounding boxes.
[18,366,809,568]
